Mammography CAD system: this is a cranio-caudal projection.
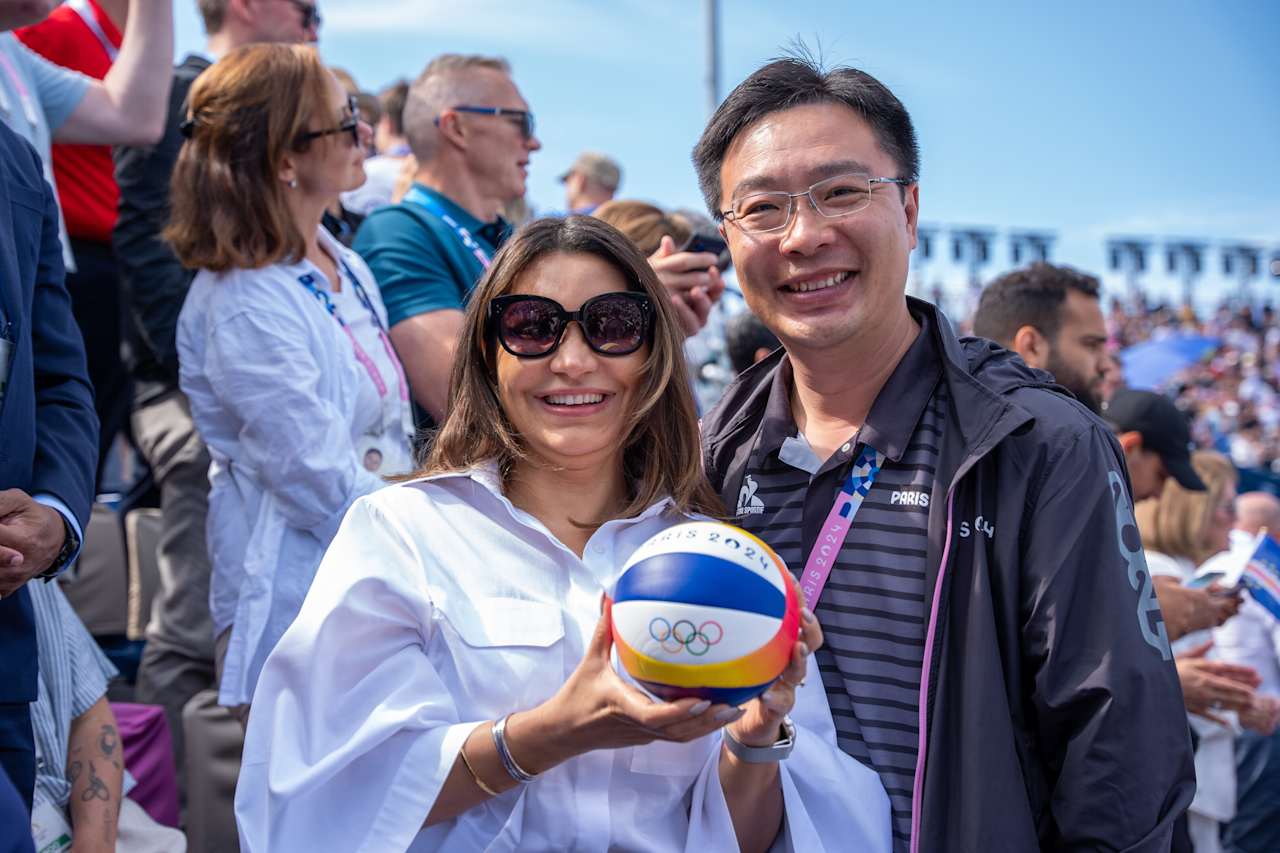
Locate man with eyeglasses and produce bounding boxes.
[352,53,540,426]
[695,56,1194,852]
[111,0,318,818]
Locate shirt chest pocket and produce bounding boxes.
[441,597,566,711]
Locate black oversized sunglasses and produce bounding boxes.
[488,292,654,358]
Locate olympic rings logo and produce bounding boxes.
[649,617,723,656]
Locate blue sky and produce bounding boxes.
[174,1,1279,310]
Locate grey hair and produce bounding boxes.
[402,54,512,162]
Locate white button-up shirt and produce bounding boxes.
[235,465,891,852]
[177,226,413,707]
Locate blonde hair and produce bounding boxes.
[416,215,723,524]
[593,200,693,256]
[165,44,336,272]
[1135,450,1237,564]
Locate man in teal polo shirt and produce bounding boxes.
[353,53,540,423]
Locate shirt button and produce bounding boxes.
[841,443,851,453]
[591,544,605,555]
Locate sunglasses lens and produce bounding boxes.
[584,295,647,355]
[499,299,561,356]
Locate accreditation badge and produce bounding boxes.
[356,429,414,478]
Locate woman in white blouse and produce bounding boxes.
[1137,451,1277,853]
[235,216,890,851]
[165,44,414,718]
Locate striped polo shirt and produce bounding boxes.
[734,313,944,851]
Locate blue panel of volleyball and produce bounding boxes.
[609,521,800,705]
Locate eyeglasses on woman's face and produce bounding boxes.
[297,94,360,148]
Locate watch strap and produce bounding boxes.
[723,717,796,763]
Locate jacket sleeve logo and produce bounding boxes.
[1109,470,1172,661]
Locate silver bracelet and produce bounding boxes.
[491,714,537,784]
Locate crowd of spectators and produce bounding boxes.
[1,0,1275,850]
[1110,297,1280,473]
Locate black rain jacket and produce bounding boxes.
[700,298,1195,852]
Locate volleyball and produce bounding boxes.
[609,521,801,705]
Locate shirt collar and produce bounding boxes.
[859,306,942,463]
[755,304,942,465]
[408,461,677,528]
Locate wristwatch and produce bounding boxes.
[723,717,796,763]
[39,513,80,579]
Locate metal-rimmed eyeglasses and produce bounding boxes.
[440,106,536,141]
[721,171,912,234]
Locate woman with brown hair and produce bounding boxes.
[1138,450,1275,853]
[235,216,891,852]
[168,44,414,719]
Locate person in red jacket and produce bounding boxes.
[18,0,129,486]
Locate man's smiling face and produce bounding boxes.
[718,102,919,353]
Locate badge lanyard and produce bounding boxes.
[67,0,119,61]
[0,48,41,127]
[295,261,409,404]
[741,436,886,606]
[402,186,492,269]
[799,444,886,605]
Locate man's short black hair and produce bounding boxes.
[972,262,1102,347]
[725,311,781,375]
[692,54,919,217]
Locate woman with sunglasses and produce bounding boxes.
[235,216,890,851]
[165,44,415,722]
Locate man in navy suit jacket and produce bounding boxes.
[0,120,97,825]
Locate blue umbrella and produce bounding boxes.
[1120,335,1220,390]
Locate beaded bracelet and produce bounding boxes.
[491,714,537,784]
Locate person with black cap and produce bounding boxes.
[1106,388,1207,501]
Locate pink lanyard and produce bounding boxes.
[296,264,409,402]
[799,444,886,605]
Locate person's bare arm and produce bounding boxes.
[54,0,173,146]
[389,309,466,422]
[66,697,123,853]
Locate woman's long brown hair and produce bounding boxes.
[415,215,723,523]
[164,43,336,272]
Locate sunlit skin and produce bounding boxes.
[717,103,919,358]
[716,103,921,459]
[292,74,372,199]
[495,252,647,480]
[1043,290,1109,412]
[456,68,542,207]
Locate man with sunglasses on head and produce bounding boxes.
[695,56,1194,852]
[352,53,541,426]
[111,0,318,814]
